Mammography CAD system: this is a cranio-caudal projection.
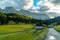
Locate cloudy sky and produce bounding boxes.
[0,0,60,13]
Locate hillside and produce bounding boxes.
[44,16,60,25]
[19,9,50,20]
[0,12,39,25]
[0,7,50,20]
[0,7,60,20]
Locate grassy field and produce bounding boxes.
[0,24,48,40]
[54,25,60,32]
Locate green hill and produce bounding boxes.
[0,12,39,25]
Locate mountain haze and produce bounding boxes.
[0,7,60,20]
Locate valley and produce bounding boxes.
[0,7,60,40]
[0,24,48,40]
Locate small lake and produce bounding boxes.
[45,28,60,40]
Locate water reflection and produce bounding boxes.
[45,28,60,40]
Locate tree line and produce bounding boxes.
[1,12,59,25]
[0,12,43,25]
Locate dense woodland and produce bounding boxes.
[0,12,60,25]
[0,12,42,25]
[46,16,60,25]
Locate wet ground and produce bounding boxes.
[45,28,60,40]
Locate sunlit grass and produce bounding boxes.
[0,24,33,32]
[0,24,34,35]
[0,24,48,40]
[55,25,60,32]
[0,28,48,40]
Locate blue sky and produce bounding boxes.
[34,0,40,6]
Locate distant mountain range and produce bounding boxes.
[0,7,17,13]
[0,7,60,20]
[45,16,60,25]
[46,12,60,18]
[19,9,50,20]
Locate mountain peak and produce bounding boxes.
[2,7,17,13]
[5,7,14,9]
[19,9,50,20]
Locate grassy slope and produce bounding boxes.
[0,24,33,32]
[54,25,60,32]
[0,24,48,40]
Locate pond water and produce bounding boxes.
[45,28,60,40]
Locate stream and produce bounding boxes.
[45,28,60,40]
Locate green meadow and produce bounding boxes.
[55,25,60,32]
[0,24,48,40]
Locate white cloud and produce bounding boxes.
[0,0,18,9]
[33,0,60,14]
[47,5,60,13]
[29,6,41,13]
[30,0,50,13]
[31,6,40,10]
[0,0,60,14]
[0,0,6,4]
[0,0,34,10]
[11,1,16,5]
[23,0,33,10]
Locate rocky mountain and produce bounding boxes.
[46,12,60,19]
[19,9,50,20]
[0,8,3,12]
[1,7,17,13]
[0,7,60,20]
[46,16,60,24]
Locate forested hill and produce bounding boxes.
[0,11,60,25]
[0,12,40,25]
[44,16,60,25]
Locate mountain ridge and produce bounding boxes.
[0,7,59,20]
